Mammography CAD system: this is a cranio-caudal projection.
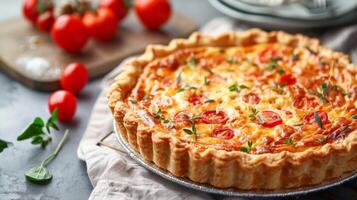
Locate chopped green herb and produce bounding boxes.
[202,66,214,74]
[239,84,250,89]
[187,56,196,69]
[204,99,215,103]
[291,54,299,61]
[182,115,200,140]
[177,88,185,93]
[352,115,357,120]
[256,116,265,124]
[283,138,294,145]
[228,84,242,93]
[264,58,278,71]
[203,76,209,86]
[249,108,259,119]
[277,68,285,75]
[313,112,323,128]
[240,141,253,153]
[226,56,240,64]
[129,99,137,104]
[176,72,182,85]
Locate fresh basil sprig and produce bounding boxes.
[25,130,69,184]
[17,109,59,148]
[0,139,11,153]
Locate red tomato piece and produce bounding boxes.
[255,111,283,127]
[304,111,330,125]
[60,62,89,94]
[51,15,89,53]
[48,90,77,122]
[201,110,229,124]
[212,128,234,140]
[99,0,129,21]
[36,11,55,33]
[23,0,39,23]
[134,0,172,30]
[242,93,260,105]
[188,95,204,105]
[258,48,280,64]
[173,111,189,123]
[278,74,296,86]
[82,8,118,41]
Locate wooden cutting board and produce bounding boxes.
[0,12,197,91]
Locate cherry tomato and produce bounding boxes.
[51,15,89,53]
[23,0,39,23]
[242,93,260,105]
[60,62,89,94]
[254,111,283,127]
[201,110,229,124]
[258,48,280,64]
[293,96,319,109]
[48,90,77,122]
[304,111,330,125]
[83,8,118,41]
[212,128,234,140]
[188,95,204,105]
[135,0,171,30]
[99,0,128,21]
[173,111,189,123]
[36,10,54,33]
[278,73,296,86]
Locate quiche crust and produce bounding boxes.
[107,29,357,189]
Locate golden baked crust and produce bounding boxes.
[107,29,357,189]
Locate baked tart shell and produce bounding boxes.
[107,29,357,189]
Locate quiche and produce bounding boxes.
[108,29,357,190]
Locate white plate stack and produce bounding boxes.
[209,0,357,30]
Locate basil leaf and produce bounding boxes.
[31,135,52,148]
[25,165,52,184]
[352,115,357,120]
[313,112,323,128]
[17,117,45,141]
[25,130,69,185]
[0,139,10,153]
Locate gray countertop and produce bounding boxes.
[0,1,223,199]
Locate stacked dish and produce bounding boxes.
[209,0,357,29]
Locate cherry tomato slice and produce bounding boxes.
[48,90,77,122]
[304,111,330,125]
[278,74,296,86]
[293,96,319,109]
[173,111,189,123]
[188,95,204,105]
[201,110,229,124]
[255,111,283,127]
[258,48,280,64]
[212,128,234,140]
[242,93,260,105]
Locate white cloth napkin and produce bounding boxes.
[77,18,357,200]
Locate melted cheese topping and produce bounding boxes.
[128,44,357,154]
